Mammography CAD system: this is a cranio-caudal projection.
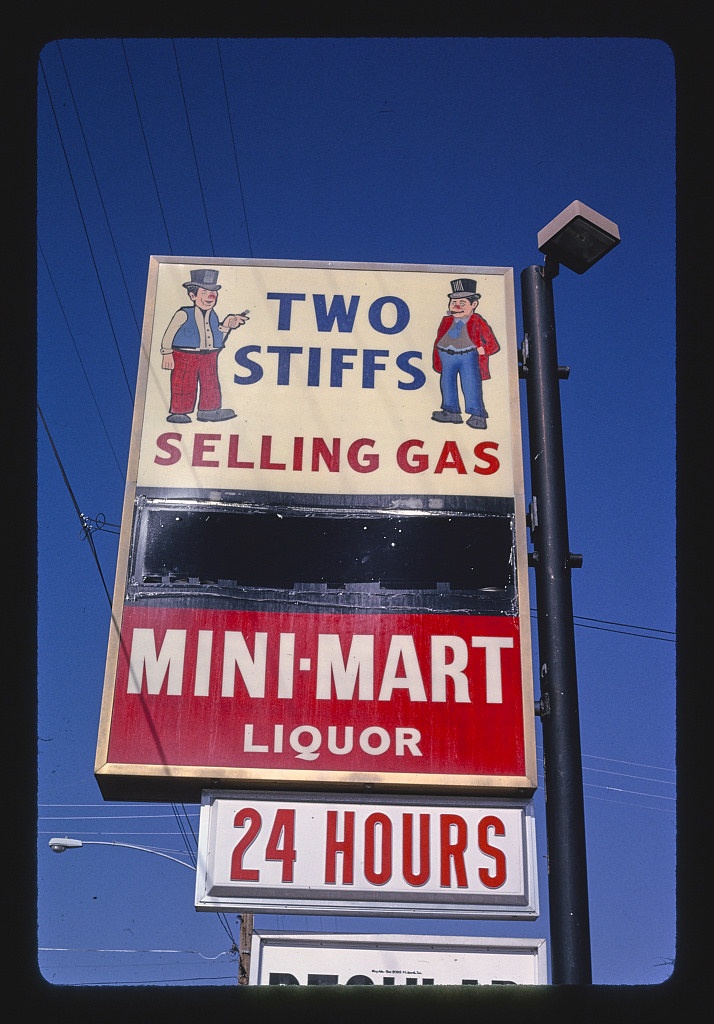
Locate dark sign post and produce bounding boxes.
[520,201,620,985]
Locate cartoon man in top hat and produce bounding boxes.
[431,278,500,429]
[160,268,248,423]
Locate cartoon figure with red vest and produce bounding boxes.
[431,278,500,429]
[160,268,248,423]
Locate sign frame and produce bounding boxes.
[248,930,548,986]
[95,258,536,801]
[194,789,539,919]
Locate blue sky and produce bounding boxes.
[32,32,684,1000]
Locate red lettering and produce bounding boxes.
[230,808,261,881]
[396,439,428,473]
[292,436,304,471]
[265,808,297,882]
[311,437,340,472]
[402,812,430,886]
[478,814,507,888]
[363,812,392,885]
[154,431,182,466]
[473,441,500,475]
[227,434,254,468]
[324,810,355,884]
[434,441,467,475]
[260,435,286,470]
[440,813,468,887]
[347,437,379,473]
[192,432,221,467]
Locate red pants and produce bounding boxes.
[170,350,222,414]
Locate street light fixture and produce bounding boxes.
[48,836,195,870]
[537,199,620,275]
[48,836,253,984]
[520,201,620,986]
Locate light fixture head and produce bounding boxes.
[537,200,620,274]
[49,837,83,852]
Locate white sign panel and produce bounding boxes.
[195,790,538,918]
[249,931,548,986]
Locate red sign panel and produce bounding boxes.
[107,606,527,779]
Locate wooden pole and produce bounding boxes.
[238,913,254,985]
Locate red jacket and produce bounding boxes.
[432,313,500,378]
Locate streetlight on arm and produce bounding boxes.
[48,836,252,983]
[49,836,196,869]
[520,201,620,985]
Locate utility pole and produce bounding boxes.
[238,912,254,985]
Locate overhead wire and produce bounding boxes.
[37,243,127,481]
[216,37,254,256]
[55,40,142,338]
[38,50,134,403]
[41,40,239,955]
[120,38,174,253]
[37,403,114,607]
[171,39,216,255]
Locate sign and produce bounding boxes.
[194,791,539,918]
[248,931,548,986]
[95,258,535,800]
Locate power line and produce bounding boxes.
[120,38,174,253]
[37,403,113,607]
[216,38,254,256]
[56,39,143,338]
[39,52,134,402]
[531,608,674,643]
[171,39,215,255]
[37,242,127,481]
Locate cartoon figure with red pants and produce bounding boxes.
[160,268,248,423]
[431,278,499,429]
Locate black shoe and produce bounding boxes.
[466,415,487,429]
[167,413,191,423]
[431,410,463,424]
[197,408,236,421]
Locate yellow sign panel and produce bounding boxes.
[133,258,522,500]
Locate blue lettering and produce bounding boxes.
[362,349,390,388]
[330,349,358,387]
[266,292,306,330]
[308,347,321,386]
[368,295,410,335]
[396,350,426,390]
[313,294,360,332]
[267,345,303,385]
[233,345,263,384]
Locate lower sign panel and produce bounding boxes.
[195,790,538,918]
[249,931,548,986]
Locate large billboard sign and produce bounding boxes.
[248,931,548,986]
[194,791,539,919]
[95,258,536,800]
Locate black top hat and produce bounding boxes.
[183,268,221,291]
[448,278,480,299]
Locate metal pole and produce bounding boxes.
[521,262,592,984]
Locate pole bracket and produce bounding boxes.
[567,552,583,569]
[535,694,550,718]
[518,334,530,377]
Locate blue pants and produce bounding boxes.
[438,349,487,416]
